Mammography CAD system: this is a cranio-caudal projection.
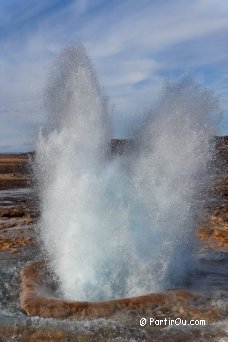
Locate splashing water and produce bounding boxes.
[35,44,220,301]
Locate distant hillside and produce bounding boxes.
[0,137,227,190]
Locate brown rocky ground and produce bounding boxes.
[0,153,33,189]
[197,136,228,250]
[197,204,228,249]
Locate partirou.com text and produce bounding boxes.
[139,317,206,327]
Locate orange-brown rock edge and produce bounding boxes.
[20,261,222,321]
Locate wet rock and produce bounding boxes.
[0,236,33,253]
[0,206,30,218]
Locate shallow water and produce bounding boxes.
[0,188,32,206]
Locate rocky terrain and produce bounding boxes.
[0,138,227,341]
[0,153,33,189]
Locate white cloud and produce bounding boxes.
[0,0,227,151]
[84,0,228,58]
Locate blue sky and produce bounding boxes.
[0,0,228,152]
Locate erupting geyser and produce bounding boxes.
[35,44,219,301]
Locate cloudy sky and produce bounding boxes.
[0,0,228,152]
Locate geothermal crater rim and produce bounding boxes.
[20,260,201,319]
